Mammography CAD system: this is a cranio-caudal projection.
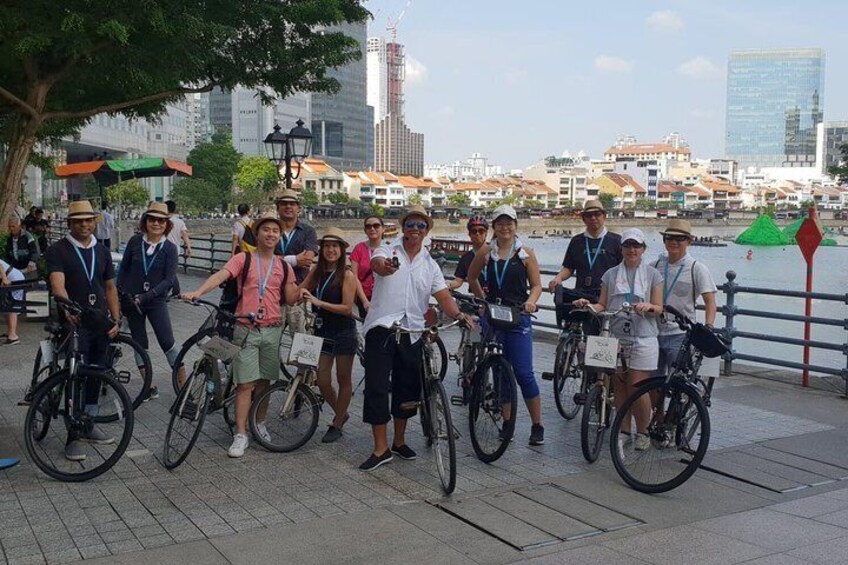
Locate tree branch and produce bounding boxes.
[0,86,39,119]
[42,84,215,121]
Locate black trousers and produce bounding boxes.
[362,326,422,425]
[126,300,176,360]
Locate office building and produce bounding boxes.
[725,48,825,170]
[822,121,848,175]
[374,113,424,176]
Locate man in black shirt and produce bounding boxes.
[447,216,489,291]
[548,198,622,301]
[45,200,122,461]
[274,190,318,332]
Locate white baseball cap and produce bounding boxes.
[491,204,517,222]
[621,228,646,245]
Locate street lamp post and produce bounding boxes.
[263,119,313,190]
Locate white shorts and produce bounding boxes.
[622,336,659,372]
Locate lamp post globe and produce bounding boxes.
[287,119,313,162]
[263,123,287,168]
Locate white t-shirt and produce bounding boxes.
[167,215,188,256]
[1,259,25,301]
[652,253,717,335]
[95,211,114,240]
[361,242,447,336]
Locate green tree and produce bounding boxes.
[187,132,242,209]
[599,193,616,211]
[448,193,470,207]
[0,1,370,223]
[300,188,319,207]
[170,178,220,214]
[525,199,545,209]
[407,193,423,205]
[327,192,349,205]
[827,143,848,184]
[105,179,148,208]
[369,203,385,217]
[235,155,278,208]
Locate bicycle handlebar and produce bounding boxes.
[662,304,695,331]
[183,298,257,324]
[54,296,83,316]
[390,317,466,336]
[574,302,633,320]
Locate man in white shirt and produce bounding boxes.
[359,205,470,471]
[231,203,252,256]
[653,219,718,378]
[94,205,115,251]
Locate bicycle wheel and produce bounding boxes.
[278,329,296,380]
[172,328,222,394]
[101,334,152,417]
[609,379,710,494]
[24,369,134,482]
[162,370,211,470]
[580,382,608,463]
[468,355,518,463]
[432,335,448,381]
[553,336,582,420]
[428,380,457,494]
[249,380,319,452]
[221,379,237,429]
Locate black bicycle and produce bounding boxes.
[450,292,519,464]
[24,297,135,482]
[609,304,729,493]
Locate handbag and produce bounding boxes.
[487,302,521,331]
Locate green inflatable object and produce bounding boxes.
[735,215,792,246]
[781,217,837,246]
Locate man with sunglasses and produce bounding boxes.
[447,215,489,291]
[274,190,318,332]
[652,219,717,379]
[359,205,471,471]
[548,200,622,303]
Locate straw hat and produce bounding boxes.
[274,190,300,205]
[67,200,99,220]
[582,199,605,215]
[660,219,694,239]
[252,211,284,232]
[142,201,169,220]
[400,204,433,230]
[318,227,349,247]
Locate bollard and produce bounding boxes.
[722,270,737,376]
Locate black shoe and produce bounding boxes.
[391,444,417,460]
[499,420,515,443]
[359,450,393,471]
[143,386,159,402]
[529,424,545,446]
[321,426,343,443]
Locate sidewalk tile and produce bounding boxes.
[693,509,847,552]
[518,545,649,564]
[787,535,848,564]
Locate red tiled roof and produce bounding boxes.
[604,143,691,156]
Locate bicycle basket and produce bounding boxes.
[690,324,729,358]
[486,303,521,331]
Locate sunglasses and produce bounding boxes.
[278,201,298,207]
[469,228,488,235]
[404,221,428,230]
[147,217,167,224]
[364,223,383,230]
[622,241,644,249]
[663,235,690,243]
[583,211,604,219]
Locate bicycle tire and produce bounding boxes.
[221,379,237,429]
[428,380,457,494]
[432,335,448,381]
[171,327,219,394]
[24,369,134,482]
[609,378,710,494]
[278,330,296,381]
[249,380,319,452]
[580,382,608,463]
[553,335,582,420]
[162,370,211,470]
[468,355,518,463]
[101,334,152,418]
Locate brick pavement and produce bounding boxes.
[0,274,838,564]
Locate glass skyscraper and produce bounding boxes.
[725,48,825,170]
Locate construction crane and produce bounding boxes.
[386,0,414,43]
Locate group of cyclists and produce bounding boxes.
[12,190,718,474]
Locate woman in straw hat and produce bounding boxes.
[299,227,358,443]
[116,202,180,399]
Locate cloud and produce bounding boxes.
[405,55,428,87]
[594,56,632,73]
[677,56,721,79]
[646,10,684,32]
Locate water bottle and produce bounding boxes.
[206,378,217,395]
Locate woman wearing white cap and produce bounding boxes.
[467,205,546,446]
[572,228,664,452]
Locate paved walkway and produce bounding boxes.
[0,274,847,564]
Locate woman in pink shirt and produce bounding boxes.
[349,215,385,316]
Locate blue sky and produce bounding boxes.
[363,0,848,169]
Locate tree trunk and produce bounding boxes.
[0,114,40,223]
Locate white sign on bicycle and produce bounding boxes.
[199,336,242,362]
[289,333,324,367]
[585,336,619,369]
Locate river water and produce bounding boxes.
[337,225,848,375]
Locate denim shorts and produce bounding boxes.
[316,325,358,357]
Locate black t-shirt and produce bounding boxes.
[45,238,115,312]
[453,250,488,290]
[485,250,528,306]
[561,231,622,298]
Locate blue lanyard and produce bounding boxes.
[663,260,685,302]
[492,241,516,290]
[584,233,607,271]
[255,254,275,301]
[141,240,162,278]
[316,270,337,300]
[72,244,96,286]
[279,231,293,255]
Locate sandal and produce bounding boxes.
[4,337,20,346]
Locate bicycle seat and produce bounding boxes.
[44,321,64,334]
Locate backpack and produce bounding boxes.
[237,219,257,254]
[218,253,290,314]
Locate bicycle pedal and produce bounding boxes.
[573,393,587,405]
[450,395,464,406]
[115,371,131,384]
[448,353,458,361]
[541,371,554,381]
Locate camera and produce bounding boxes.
[391,257,400,268]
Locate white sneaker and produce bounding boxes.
[634,433,651,451]
[228,433,249,458]
[255,422,271,443]
[617,432,632,460]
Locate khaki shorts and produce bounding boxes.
[231,325,284,385]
